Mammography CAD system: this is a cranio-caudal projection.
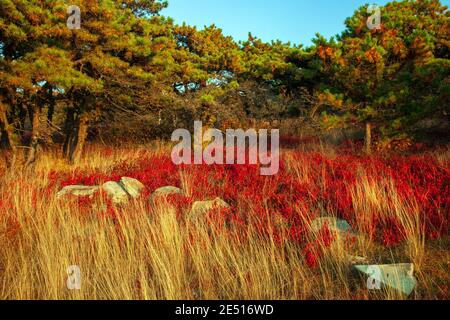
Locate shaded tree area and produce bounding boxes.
[0,0,449,168]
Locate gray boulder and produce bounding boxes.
[189,197,230,222]
[101,181,129,204]
[151,186,183,200]
[120,177,145,198]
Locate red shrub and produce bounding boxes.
[50,148,449,255]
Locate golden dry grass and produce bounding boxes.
[0,144,448,300]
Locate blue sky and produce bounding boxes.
[163,0,450,47]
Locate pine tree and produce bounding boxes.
[315,0,449,153]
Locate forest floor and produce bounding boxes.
[0,141,448,300]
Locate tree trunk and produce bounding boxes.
[18,103,27,135]
[0,107,18,168]
[70,114,89,164]
[25,104,41,166]
[63,108,75,158]
[0,108,11,148]
[364,121,372,155]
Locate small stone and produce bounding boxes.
[354,263,417,296]
[189,197,230,222]
[57,185,100,199]
[120,177,145,198]
[102,181,129,204]
[151,186,183,199]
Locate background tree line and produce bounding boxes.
[0,0,449,167]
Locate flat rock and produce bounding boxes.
[120,177,145,198]
[151,186,183,199]
[354,263,417,296]
[57,185,100,198]
[189,197,230,221]
[101,181,129,204]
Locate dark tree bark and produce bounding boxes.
[70,114,89,164]
[63,109,90,165]
[0,108,16,148]
[18,103,28,135]
[1,107,18,168]
[63,108,76,158]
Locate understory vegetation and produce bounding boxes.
[0,142,448,299]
